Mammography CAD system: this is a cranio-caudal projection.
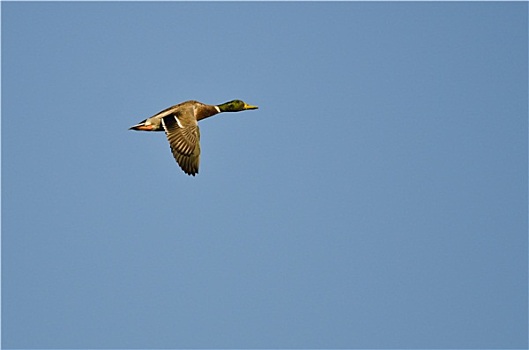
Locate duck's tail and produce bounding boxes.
[129,119,154,131]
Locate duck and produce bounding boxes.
[129,99,258,176]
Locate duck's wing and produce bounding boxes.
[161,106,201,176]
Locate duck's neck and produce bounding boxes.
[196,104,221,121]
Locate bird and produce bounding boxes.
[129,99,258,176]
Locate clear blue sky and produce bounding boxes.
[2,2,527,349]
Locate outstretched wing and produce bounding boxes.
[161,108,201,176]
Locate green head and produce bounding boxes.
[217,100,258,112]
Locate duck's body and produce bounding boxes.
[129,99,258,176]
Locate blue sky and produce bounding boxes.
[2,2,527,349]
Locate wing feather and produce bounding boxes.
[162,110,201,176]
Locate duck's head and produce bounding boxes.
[218,100,258,112]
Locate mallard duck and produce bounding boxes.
[129,99,258,176]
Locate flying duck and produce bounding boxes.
[129,100,258,176]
